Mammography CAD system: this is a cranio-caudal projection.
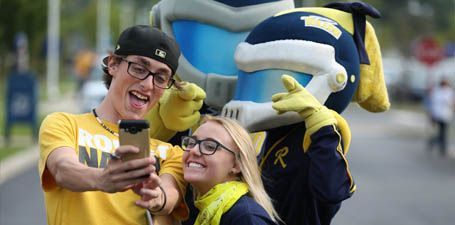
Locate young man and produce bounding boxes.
[39,25,188,225]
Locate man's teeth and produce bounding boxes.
[131,91,149,100]
[189,162,203,168]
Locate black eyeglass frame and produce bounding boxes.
[181,136,237,156]
[121,57,175,89]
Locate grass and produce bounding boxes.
[0,74,76,161]
[0,146,24,159]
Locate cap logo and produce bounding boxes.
[155,49,166,58]
[116,44,120,50]
[300,16,342,40]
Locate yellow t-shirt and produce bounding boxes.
[38,112,187,225]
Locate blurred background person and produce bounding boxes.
[427,78,454,157]
[73,49,96,92]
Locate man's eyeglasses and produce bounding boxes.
[181,136,236,156]
[121,58,175,89]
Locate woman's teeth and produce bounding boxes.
[189,162,203,168]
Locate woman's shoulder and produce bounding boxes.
[220,195,277,225]
[228,195,264,213]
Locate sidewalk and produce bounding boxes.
[0,94,81,184]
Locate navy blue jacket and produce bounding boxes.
[182,193,276,225]
[259,122,355,225]
[220,195,277,225]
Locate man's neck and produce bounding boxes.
[95,100,121,124]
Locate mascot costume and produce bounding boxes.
[145,1,295,224]
[148,1,390,225]
[221,2,389,225]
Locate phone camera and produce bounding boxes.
[128,127,138,134]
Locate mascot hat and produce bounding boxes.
[234,3,390,114]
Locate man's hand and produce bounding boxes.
[134,174,182,216]
[134,180,166,213]
[46,146,155,193]
[96,145,156,193]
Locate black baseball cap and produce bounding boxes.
[103,25,180,74]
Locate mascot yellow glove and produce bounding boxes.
[160,82,206,131]
[272,75,337,136]
[147,82,206,141]
[146,104,174,141]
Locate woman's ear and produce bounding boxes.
[230,161,242,175]
[229,169,241,176]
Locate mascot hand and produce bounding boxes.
[146,104,175,142]
[272,75,337,136]
[159,82,206,131]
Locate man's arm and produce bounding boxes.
[46,145,155,193]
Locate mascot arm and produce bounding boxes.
[272,75,337,136]
[272,75,355,201]
[306,125,355,203]
[148,82,206,142]
[146,104,176,142]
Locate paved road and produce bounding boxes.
[0,160,46,225]
[334,105,455,225]
[0,94,80,225]
[0,103,454,225]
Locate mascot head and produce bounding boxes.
[223,2,390,132]
[151,0,295,110]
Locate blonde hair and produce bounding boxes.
[201,115,281,223]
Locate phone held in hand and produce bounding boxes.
[118,120,151,161]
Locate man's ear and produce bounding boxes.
[107,56,118,75]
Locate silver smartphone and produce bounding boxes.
[118,120,150,161]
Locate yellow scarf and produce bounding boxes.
[194,181,249,225]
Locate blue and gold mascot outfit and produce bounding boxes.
[148,1,390,225]
[222,2,389,225]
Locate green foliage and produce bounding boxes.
[0,0,48,75]
[0,0,47,53]
[1,0,452,76]
[0,146,24,161]
[0,0,134,79]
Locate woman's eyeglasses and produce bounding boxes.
[181,136,236,156]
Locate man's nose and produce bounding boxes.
[140,75,155,90]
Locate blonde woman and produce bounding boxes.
[181,115,280,225]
